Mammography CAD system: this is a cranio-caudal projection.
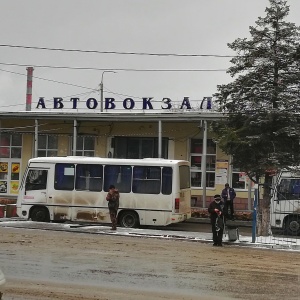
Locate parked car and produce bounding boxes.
[0,268,5,299]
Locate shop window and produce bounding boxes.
[72,136,95,157]
[113,137,168,159]
[190,139,216,188]
[0,133,22,158]
[232,166,248,190]
[38,135,58,157]
[0,133,22,195]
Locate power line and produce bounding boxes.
[0,68,144,108]
[0,67,146,99]
[0,44,235,58]
[0,62,227,72]
[0,68,97,90]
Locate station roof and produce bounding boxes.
[0,111,226,122]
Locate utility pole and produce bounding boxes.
[100,71,116,112]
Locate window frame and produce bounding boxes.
[71,136,96,157]
[190,138,216,188]
[37,135,58,157]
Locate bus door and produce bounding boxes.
[23,169,48,203]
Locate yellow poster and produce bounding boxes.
[10,181,19,194]
[0,181,7,193]
[11,163,20,173]
[216,161,228,169]
[0,162,8,173]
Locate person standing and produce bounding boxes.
[106,185,120,230]
[208,194,224,246]
[221,183,236,220]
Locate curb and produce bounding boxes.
[185,217,252,227]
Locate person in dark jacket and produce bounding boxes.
[208,194,224,246]
[221,183,236,220]
[106,185,120,230]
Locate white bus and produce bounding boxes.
[16,156,191,228]
[271,169,300,235]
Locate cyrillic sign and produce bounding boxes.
[36,97,212,110]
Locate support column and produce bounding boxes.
[158,120,162,158]
[73,119,77,155]
[34,119,38,158]
[201,120,207,206]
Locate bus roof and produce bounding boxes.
[28,156,190,166]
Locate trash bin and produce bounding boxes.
[227,226,239,241]
[6,204,17,218]
[0,205,5,218]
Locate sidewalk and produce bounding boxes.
[187,217,252,227]
[1,218,299,251]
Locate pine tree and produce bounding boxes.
[213,0,300,236]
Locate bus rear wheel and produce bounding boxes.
[119,211,139,228]
[31,207,50,222]
[284,215,300,236]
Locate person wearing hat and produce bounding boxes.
[106,184,120,230]
[208,194,225,246]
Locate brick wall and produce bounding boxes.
[0,198,16,205]
[192,196,252,212]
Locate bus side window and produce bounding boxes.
[54,163,75,190]
[162,167,172,195]
[75,164,103,192]
[104,165,131,193]
[132,166,161,194]
[25,170,48,191]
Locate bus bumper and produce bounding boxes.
[171,212,191,223]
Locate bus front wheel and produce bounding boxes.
[31,207,50,222]
[119,211,139,228]
[284,215,300,236]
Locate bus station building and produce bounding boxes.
[0,110,253,214]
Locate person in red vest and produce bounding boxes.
[106,185,120,230]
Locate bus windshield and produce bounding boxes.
[277,178,300,200]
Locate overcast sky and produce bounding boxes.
[1,0,300,112]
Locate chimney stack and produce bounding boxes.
[26,67,34,111]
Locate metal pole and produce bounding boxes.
[100,71,116,113]
[158,120,162,158]
[252,185,258,243]
[248,180,252,211]
[0,121,1,157]
[73,119,77,155]
[201,120,207,205]
[100,81,104,113]
[34,119,38,157]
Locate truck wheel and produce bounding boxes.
[119,211,139,228]
[31,207,50,222]
[284,215,300,236]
